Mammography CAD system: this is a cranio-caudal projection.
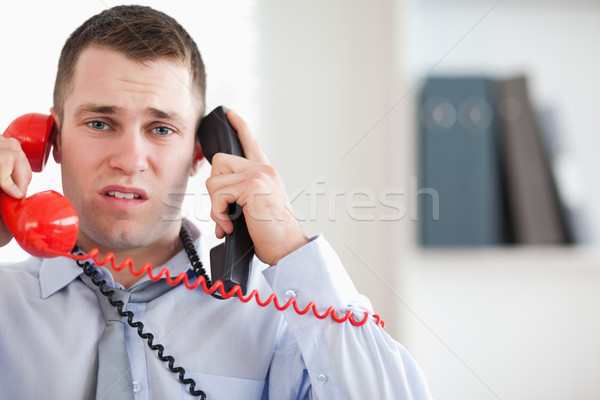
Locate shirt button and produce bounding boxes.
[317,373,328,384]
[284,289,297,300]
[132,380,142,393]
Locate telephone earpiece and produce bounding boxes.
[3,113,57,172]
[0,113,79,258]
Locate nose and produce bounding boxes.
[108,128,149,175]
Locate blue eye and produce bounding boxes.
[152,126,174,136]
[88,121,110,130]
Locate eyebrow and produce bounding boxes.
[74,103,183,122]
[74,104,120,117]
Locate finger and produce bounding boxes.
[210,153,273,180]
[208,177,245,235]
[215,222,226,239]
[208,182,257,235]
[205,168,248,192]
[210,207,234,236]
[208,152,250,176]
[207,168,264,236]
[10,152,32,197]
[0,159,22,198]
[0,141,31,198]
[209,154,279,189]
[226,109,269,164]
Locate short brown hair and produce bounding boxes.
[53,5,206,120]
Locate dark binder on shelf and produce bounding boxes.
[418,76,508,246]
[495,76,569,244]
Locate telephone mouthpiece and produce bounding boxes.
[0,190,79,258]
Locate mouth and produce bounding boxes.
[100,185,148,203]
[105,190,142,200]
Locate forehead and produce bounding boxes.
[63,46,200,119]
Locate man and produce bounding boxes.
[0,5,431,399]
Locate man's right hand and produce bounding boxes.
[0,136,32,247]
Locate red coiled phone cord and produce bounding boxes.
[53,238,385,329]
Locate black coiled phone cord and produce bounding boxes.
[73,224,211,398]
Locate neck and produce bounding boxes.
[77,225,184,289]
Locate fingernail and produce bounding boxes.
[8,184,23,198]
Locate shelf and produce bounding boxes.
[409,245,600,269]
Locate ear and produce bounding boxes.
[49,108,62,164]
[190,138,205,176]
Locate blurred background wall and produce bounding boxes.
[2,1,600,398]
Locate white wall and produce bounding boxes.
[256,0,409,338]
[402,1,600,399]
[257,1,600,398]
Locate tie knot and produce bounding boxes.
[80,272,131,322]
[79,266,181,322]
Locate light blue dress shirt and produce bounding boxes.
[0,222,431,399]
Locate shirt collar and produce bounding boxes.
[39,256,84,299]
[39,219,203,298]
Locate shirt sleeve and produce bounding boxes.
[262,235,432,400]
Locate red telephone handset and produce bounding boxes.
[0,113,79,258]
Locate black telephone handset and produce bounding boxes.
[196,106,254,296]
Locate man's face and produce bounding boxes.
[53,46,202,251]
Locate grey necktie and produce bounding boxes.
[80,272,177,400]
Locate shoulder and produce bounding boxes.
[0,257,42,276]
[0,257,43,291]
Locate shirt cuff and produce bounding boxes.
[262,234,373,317]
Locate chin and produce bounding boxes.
[82,222,155,250]
[78,212,181,251]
